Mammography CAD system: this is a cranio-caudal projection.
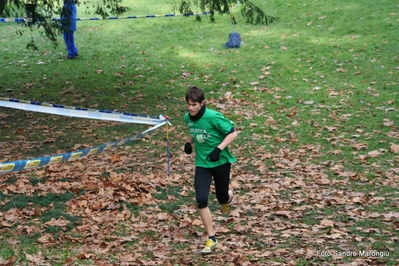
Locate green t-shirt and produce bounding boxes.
[184,108,237,168]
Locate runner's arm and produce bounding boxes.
[217,130,237,150]
[187,135,194,145]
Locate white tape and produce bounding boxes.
[0,100,164,125]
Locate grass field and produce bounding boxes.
[0,0,398,265]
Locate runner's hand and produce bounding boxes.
[208,147,222,161]
[184,142,192,154]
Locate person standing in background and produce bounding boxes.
[25,0,36,26]
[61,0,78,59]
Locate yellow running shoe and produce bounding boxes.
[201,239,218,254]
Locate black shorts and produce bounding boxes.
[194,163,231,209]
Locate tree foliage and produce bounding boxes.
[173,0,278,25]
[0,0,277,49]
[0,0,129,49]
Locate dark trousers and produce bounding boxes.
[63,31,78,58]
[194,163,231,209]
[25,4,35,26]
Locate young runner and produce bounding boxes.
[183,86,237,254]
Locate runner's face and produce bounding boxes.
[187,100,204,116]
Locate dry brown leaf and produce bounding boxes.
[390,143,399,153]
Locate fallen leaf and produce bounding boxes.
[390,143,399,153]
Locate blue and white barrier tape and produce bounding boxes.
[0,98,164,125]
[0,97,171,174]
[0,12,210,23]
[0,121,167,174]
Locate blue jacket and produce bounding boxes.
[61,0,77,31]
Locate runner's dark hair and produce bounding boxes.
[185,86,205,103]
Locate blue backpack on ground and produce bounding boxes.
[223,32,241,48]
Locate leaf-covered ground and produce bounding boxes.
[1,0,399,264]
[1,90,398,265]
